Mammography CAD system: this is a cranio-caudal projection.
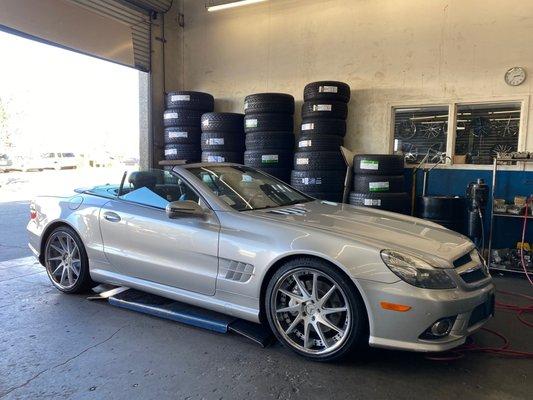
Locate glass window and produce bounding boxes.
[187,165,312,211]
[119,169,200,209]
[454,103,521,164]
[393,106,449,163]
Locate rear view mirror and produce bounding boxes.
[166,200,205,219]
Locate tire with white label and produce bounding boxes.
[201,151,243,164]
[244,113,294,133]
[165,91,214,112]
[348,192,410,214]
[245,132,294,150]
[244,150,293,170]
[164,127,202,145]
[293,151,345,171]
[163,109,203,128]
[300,118,346,137]
[296,135,343,151]
[301,101,348,120]
[244,93,295,115]
[352,175,405,194]
[304,81,351,103]
[201,132,244,151]
[290,170,345,192]
[353,154,404,176]
[164,144,201,162]
[201,113,244,133]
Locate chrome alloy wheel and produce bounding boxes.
[270,268,351,355]
[45,231,82,289]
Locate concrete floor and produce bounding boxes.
[0,256,531,400]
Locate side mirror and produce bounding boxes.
[166,200,205,219]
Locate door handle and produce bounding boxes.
[103,211,121,222]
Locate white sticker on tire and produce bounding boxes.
[207,156,225,162]
[206,138,224,145]
[244,101,249,110]
[202,119,210,127]
[369,182,389,192]
[262,154,279,164]
[363,199,381,206]
[319,85,338,93]
[298,140,312,148]
[164,112,178,119]
[171,94,190,102]
[296,158,309,165]
[165,148,177,156]
[360,160,379,170]
[301,123,315,131]
[312,104,332,112]
[245,119,258,128]
[168,131,188,139]
[302,177,321,185]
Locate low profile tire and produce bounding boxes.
[165,91,214,112]
[265,257,367,362]
[201,151,243,163]
[244,93,295,114]
[301,101,348,120]
[353,154,405,176]
[244,149,293,170]
[163,109,203,128]
[244,113,294,133]
[201,132,244,151]
[201,112,244,133]
[245,132,295,151]
[300,118,346,137]
[296,135,343,151]
[44,226,94,293]
[293,151,346,171]
[164,127,202,145]
[348,191,410,214]
[352,174,405,194]
[164,144,201,162]
[290,170,346,193]
[303,81,351,103]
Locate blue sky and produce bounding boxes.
[0,30,140,158]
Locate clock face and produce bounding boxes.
[505,67,526,86]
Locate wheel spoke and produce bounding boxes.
[293,274,311,298]
[60,266,68,285]
[50,244,64,255]
[322,307,347,316]
[58,236,68,252]
[312,321,329,348]
[317,315,344,335]
[276,304,300,314]
[48,256,63,261]
[66,266,74,285]
[52,262,64,276]
[318,285,337,307]
[311,273,318,301]
[285,314,302,335]
[303,320,311,349]
[279,289,304,303]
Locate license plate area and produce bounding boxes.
[468,294,495,327]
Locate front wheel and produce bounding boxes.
[265,258,367,362]
[44,226,94,293]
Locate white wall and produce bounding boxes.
[176,0,533,154]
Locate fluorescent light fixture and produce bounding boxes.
[207,0,268,12]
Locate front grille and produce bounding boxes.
[460,268,488,283]
[468,295,494,327]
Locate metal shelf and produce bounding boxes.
[489,266,533,276]
[493,213,533,219]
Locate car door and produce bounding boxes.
[99,170,220,296]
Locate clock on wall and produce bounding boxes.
[505,67,526,86]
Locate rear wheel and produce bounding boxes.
[44,226,94,293]
[265,258,367,361]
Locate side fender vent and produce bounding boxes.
[219,259,255,283]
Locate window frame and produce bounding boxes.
[388,95,530,169]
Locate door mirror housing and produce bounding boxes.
[166,200,205,219]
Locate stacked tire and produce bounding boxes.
[291,81,350,202]
[201,113,244,163]
[163,91,214,163]
[348,154,410,214]
[243,93,295,182]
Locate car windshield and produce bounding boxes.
[187,165,312,211]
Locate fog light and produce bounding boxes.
[419,317,456,340]
[430,319,453,337]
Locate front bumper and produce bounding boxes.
[358,278,495,352]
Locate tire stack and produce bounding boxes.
[349,154,410,214]
[201,113,244,163]
[243,93,295,182]
[291,81,350,202]
[163,91,214,163]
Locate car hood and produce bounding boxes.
[250,200,473,268]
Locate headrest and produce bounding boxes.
[129,171,157,188]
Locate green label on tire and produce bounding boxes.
[262,154,279,164]
[360,160,379,170]
[369,182,389,192]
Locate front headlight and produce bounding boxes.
[380,250,457,289]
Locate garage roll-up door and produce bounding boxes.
[0,0,172,72]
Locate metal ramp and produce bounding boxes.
[89,286,274,348]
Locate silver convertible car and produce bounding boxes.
[27,163,494,361]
